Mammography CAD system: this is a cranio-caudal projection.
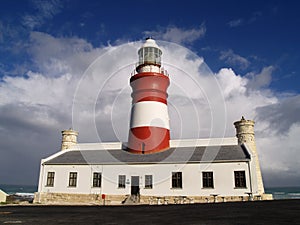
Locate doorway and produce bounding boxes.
[131,176,140,195]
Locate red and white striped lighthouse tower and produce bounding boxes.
[127,38,170,154]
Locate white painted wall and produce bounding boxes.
[39,161,253,197]
[41,165,103,195]
[0,189,8,203]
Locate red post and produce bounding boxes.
[101,194,106,205]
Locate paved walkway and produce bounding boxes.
[0,200,299,224]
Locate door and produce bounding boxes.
[131,176,140,195]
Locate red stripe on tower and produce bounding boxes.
[127,38,170,154]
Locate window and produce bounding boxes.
[172,172,182,188]
[69,172,77,187]
[93,172,102,187]
[145,175,153,189]
[46,172,55,187]
[202,172,214,188]
[118,175,126,188]
[234,171,246,188]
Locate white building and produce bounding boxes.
[0,189,8,203]
[34,39,272,204]
[34,120,272,205]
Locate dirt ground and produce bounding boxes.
[0,199,299,225]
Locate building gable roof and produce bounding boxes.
[44,145,250,165]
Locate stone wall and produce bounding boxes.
[34,192,101,205]
[61,129,78,150]
[34,192,273,205]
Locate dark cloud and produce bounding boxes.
[0,104,66,185]
[0,103,66,132]
[263,170,300,187]
[256,95,300,134]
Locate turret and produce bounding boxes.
[61,129,78,150]
[234,116,265,195]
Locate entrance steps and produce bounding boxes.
[122,195,140,205]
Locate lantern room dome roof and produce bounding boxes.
[141,37,160,49]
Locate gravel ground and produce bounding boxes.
[0,199,299,225]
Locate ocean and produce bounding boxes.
[0,184,37,195]
[265,186,300,200]
[1,184,300,200]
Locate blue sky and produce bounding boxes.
[1,0,299,93]
[0,0,300,187]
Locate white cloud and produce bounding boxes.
[246,66,274,89]
[144,24,206,45]
[227,11,262,28]
[28,32,97,76]
[249,11,263,24]
[0,71,74,107]
[22,0,63,29]
[227,19,244,27]
[213,67,277,138]
[216,68,247,98]
[219,49,250,69]
[0,32,299,186]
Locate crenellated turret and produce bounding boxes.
[61,129,78,150]
[234,116,265,195]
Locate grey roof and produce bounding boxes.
[44,145,250,165]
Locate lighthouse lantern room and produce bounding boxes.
[137,37,162,72]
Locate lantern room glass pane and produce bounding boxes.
[138,47,161,65]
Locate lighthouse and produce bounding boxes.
[127,38,170,154]
[36,37,273,204]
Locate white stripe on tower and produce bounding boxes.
[130,101,170,129]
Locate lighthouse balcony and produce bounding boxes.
[131,66,169,77]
